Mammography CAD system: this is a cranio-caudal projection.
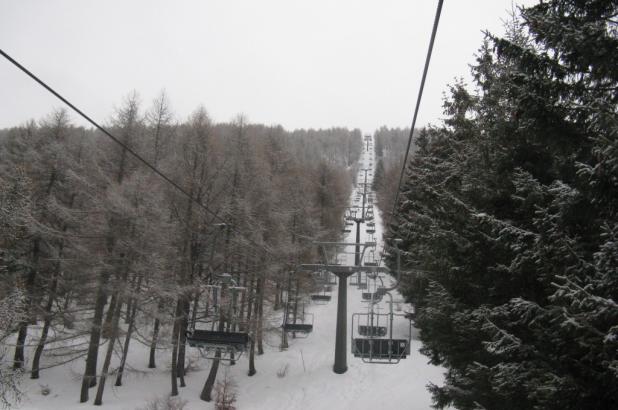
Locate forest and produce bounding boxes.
[372,126,412,215]
[1,0,617,409]
[0,93,361,407]
[385,1,618,409]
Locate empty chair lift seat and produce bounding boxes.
[311,294,332,302]
[282,322,313,333]
[353,338,409,359]
[186,330,249,351]
[362,292,381,301]
[358,325,387,337]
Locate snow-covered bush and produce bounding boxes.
[214,371,237,410]
[137,395,188,410]
[276,363,289,378]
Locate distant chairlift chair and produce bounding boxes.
[282,302,314,337]
[311,286,332,304]
[357,272,368,290]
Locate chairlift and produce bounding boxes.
[186,278,249,362]
[311,286,332,304]
[362,291,382,302]
[351,293,412,364]
[186,330,250,361]
[364,249,379,267]
[358,325,387,337]
[312,270,329,285]
[311,294,332,303]
[282,301,314,336]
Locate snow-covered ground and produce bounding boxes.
[16,138,444,410]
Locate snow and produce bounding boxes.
[15,138,445,410]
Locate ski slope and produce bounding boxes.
[16,138,444,410]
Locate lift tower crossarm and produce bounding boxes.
[299,264,388,276]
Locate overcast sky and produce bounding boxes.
[1,0,536,134]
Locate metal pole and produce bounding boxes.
[354,222,361,266]
[333,272,348,374]
[333,167,369,374]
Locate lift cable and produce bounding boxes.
[0,48,273,257]
[378,0,444,266]
[390,0,444,221]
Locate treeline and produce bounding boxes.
[386,1,617,409]
[372,127,414,216]
[0,93,361,406]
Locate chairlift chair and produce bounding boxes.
[282,299,314,337]
[358,325,387,337]
[186,329,250,361]
[311,278,332,304]
[362,291,382,302]
[186,277,249,362]
[312,270,328,285]
[351,310,412,364]
[311,292,332,304]
[364,249,379,267]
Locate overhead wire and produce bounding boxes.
[376,0,444,268]
[0,48,273,257]
[1,0,443,265]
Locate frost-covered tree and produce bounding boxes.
[387,1,618,409]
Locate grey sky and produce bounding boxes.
[1,0,536,134]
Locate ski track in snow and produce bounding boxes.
[16,139,445,410]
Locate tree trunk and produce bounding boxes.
[115,275,142,386]
[245,273,256,328]
[62,290,73,329]
[13,239,39,369]
[190,292,199,331]
[124,275,137,324]
[238,273,247,331]
[248,276,261,376]
[148,298,164,369]
[114,298,137,386]
[274,280,281,310]
[93,287,123,406]
[170,299,182,396]
[101,291,118,339]
[200,317,225,402]
[257,275,265,355]
[30,272,59,379]
[80,272,109,402]
[176,298,190,387]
